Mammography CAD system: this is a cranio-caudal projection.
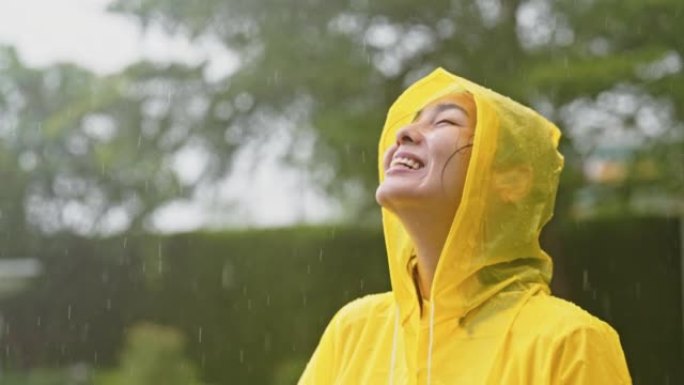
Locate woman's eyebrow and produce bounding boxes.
[412,103,469,122]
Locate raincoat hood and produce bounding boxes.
[378,67,563,325]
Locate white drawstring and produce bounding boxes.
[388,306,400,385]
[388,302,436,385]
[426,302,435,385]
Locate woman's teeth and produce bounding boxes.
[391,157,422,170]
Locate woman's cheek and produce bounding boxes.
[383,145,397,170]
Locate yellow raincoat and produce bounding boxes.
[299,68,631,385]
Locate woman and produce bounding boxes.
[299,68,631,384]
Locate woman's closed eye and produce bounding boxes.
[434,118,459,127]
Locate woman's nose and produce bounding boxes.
[395,122,423,145]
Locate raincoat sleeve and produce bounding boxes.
[551,322,632,384]
[298,311,340,385]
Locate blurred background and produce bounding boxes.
[0,0,682,384]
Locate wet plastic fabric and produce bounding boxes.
[298,68,631,385]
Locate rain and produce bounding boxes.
[0,0,681,384]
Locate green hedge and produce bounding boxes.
[0,218,681,385]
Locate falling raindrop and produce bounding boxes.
[67,305,72,320]
[36,316,41,327]
[318,248,324,262]
[582,269,590,291]
[635,282,641,299]
[157,242,163,274]
[166,90,173,109]
[307,264,311,274]
[265,294,271,306]
[264,333,272,352]
[123,237,128,249]
[82,323,90,341]
[198,327,203,344]
[221,261,235,289]
[601,294,611,319]
[239,349,245,363]
[106,298,112,311]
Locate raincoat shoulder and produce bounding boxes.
[297,292,394,385]
[504,292,632,384]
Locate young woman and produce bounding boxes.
[299,68,631,384]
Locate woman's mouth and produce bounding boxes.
[387,151,426,174]
[390,156,424,170]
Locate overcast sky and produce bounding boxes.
[0,0,339,232]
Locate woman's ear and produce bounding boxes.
[493,165,533,203]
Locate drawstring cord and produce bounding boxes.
[388,305,400,385]
[426,302,435,385]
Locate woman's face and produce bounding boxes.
[376,92,477,214]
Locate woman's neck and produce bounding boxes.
[395,206,454,299]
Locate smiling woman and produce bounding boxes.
[298,68,632,385]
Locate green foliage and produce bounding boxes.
[1,221,681,384]
[94,323,204,385]
[0,46,233,239]
[106,0,683,218]
[0,0,681,241]
[0,226,389,384]
[0,367,88,385]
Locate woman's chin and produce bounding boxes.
[375,183,427,211]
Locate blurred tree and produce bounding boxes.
[0,45,229,241]
[1,0,681,241]
[105,0,683,219]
